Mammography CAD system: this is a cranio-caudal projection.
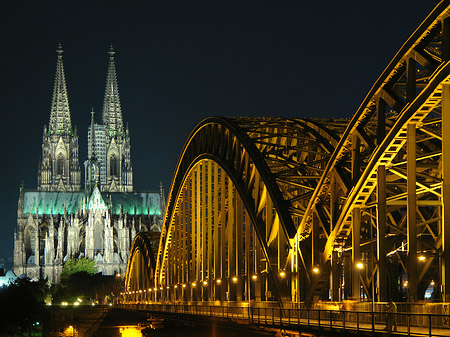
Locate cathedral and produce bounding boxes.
[13,45,164,284]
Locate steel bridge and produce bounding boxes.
[122,1,450,334]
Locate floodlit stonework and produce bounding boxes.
[13,44,164,284]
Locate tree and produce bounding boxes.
[61,257,98,276]
[0,277,49,336]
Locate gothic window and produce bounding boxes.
[48,154,53,172]
[57,153,65,175]
[110,154,118,177]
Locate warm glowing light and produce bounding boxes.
[65,326,74,335]
[166,286,170,289]
[232,276,238,283]
[279,271,286,278]
[203,281,208,286]
[192,282,197,287]
[143,290,146,292]
[160,287,163,290]
[418,255,426,262]
[431,280,435,286]
[356,262,364,270]
[154,288,157,291]
[403,281,409,287]
[313,267,320,274]
[174,285,178,289]
[119,326,143,337]
[182,284,186,288]
[116,273,121,277]
[73,301,80,306]
[216,279,222,284]
[148,288,151,292]
[139,290,142,293]
[252,274,258,280]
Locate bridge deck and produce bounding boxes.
[118,303,450,337]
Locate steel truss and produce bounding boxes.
[125,1,450,306]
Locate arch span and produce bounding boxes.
[124,1,450,306]
[124,232,156,300]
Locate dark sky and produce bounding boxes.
[0,0,440,266]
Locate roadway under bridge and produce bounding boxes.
[123,2,450,334]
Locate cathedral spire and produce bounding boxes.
[89,108,97,161]
[38,44,81,192]
[48,43,72,136]
[102,44,124,138]
[85,109,100,193]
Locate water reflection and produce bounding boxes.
[119,326,143,337]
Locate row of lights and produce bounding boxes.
[121,272,284,296]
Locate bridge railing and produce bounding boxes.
[119,302,450,337]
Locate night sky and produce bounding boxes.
[0,0,439,268]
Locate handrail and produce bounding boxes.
[118,302,450,337]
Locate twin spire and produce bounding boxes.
[49,44,123,138]
[48,43,72,136]
[41,43,133,193]
[103,44,124,138]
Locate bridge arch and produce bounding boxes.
[153,117,345,303]
[124,1,450,306]
[124,232,156,301]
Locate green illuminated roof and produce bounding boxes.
[23,190,161,216]
[24,191,84,215]
[108,192,161,215]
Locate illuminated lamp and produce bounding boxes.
[192,282,197,287]
[182,284,187,288]
[232,276,238,283]
[356,262,364,270]
[252,274,258,280]
[216,279,222,284]
[203,280,208,286]
[313,267,320,274]
[418,255,426,262]
[279,270,286,278]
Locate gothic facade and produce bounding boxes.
[13,45,164,284]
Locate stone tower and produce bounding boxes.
[37,44,81,192]
[102,45,133,192]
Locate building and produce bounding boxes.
[13,44,164,284]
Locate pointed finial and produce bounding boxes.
[57,43,63,57]
[91,107,95,118]
[108,44,115,57]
